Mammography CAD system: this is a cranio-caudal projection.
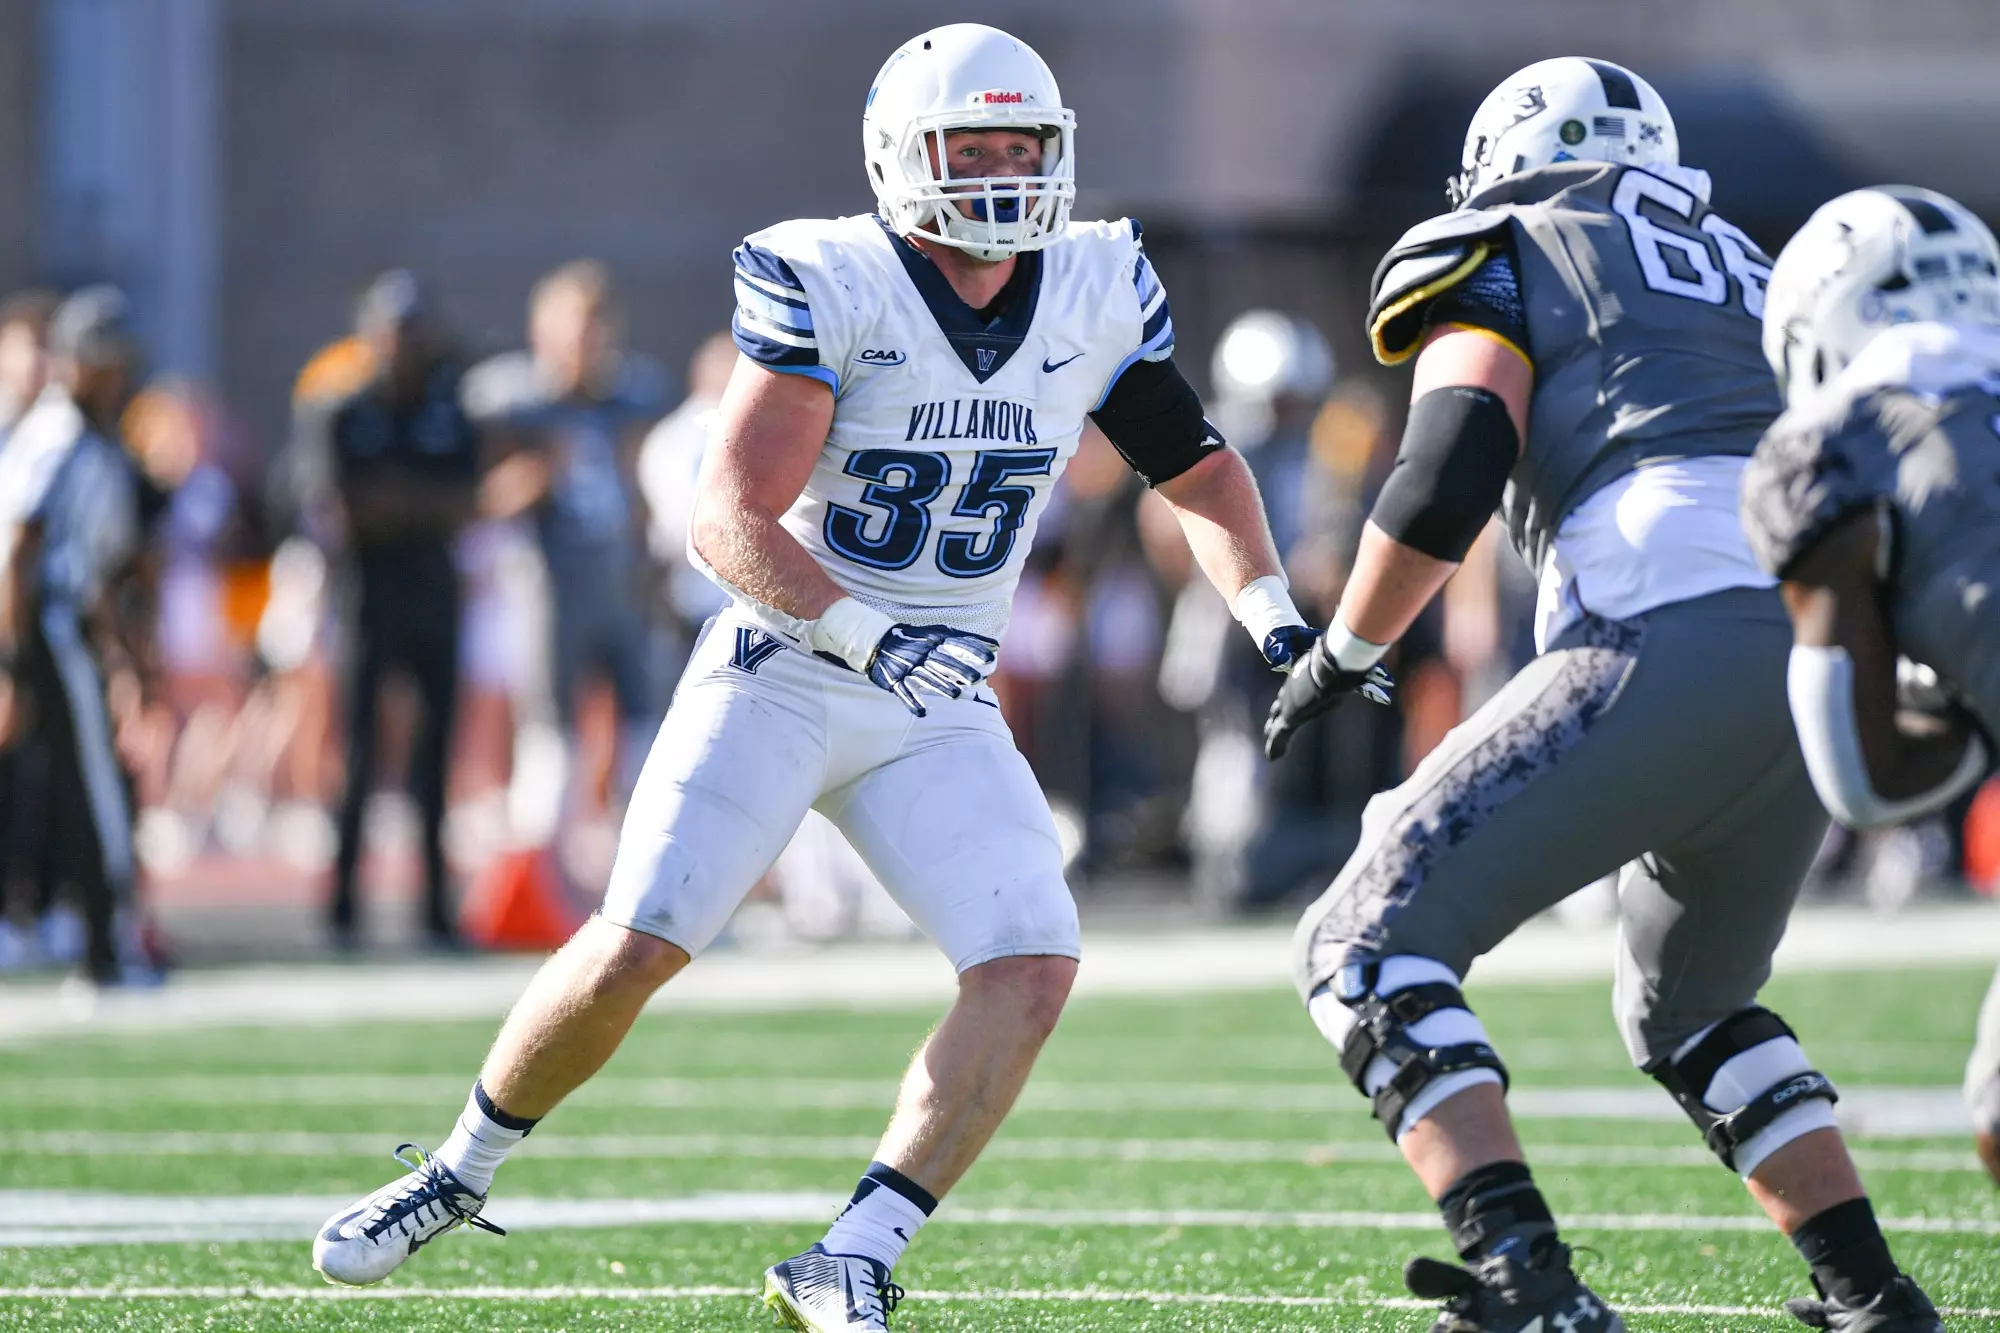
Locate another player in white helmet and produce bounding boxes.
[1209,309,1335,444]
[1744,185,2000,1243]
[1446,56,1685,209]
[1277,57,1942,1333]
[311,22,1337,1331]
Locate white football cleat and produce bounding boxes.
[763,1243,904,1331]
[312,1143,504,1285]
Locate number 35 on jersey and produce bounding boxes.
[827,444,1057,578]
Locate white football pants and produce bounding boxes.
[600,615,1078,971]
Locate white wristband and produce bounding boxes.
[1231,574,1305,645]
[1323,612,1390,672]
[809,596,897,673]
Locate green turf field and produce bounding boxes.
[1,963,1995,1330]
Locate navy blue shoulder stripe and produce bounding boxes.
[732,242,809,296]
[1134,249,1173,355]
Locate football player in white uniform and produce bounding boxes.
[311,23,1366,1331]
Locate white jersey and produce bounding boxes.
[723,212,1174,646]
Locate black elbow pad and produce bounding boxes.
[1369,386,1518,562]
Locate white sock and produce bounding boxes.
[433,1081,538,1195]
[819,1163,935,1270]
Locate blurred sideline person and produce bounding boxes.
[1269,60,1940,1331]
[0,291,58,439]
[0,287,152,985]
[320,272,479,950]
[1024,421,1173,869]
[313,25,1320,1331]
[638,329,736,656]
[0,290,60,959]
[124,381,284,869]
[1741,185,2000,1205]
[1164,311,1372,910]
[467,261,666,820]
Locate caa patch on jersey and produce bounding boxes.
[723,213,1173,645]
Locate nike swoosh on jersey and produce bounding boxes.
[1041,353,1084,373]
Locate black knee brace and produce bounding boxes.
[1644,1006,1839,1172]
[1328,959,1510,1140]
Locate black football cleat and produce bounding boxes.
[1403,1238,1625,1333]
[1784,1275,1944,1332]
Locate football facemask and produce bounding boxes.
[863,23,1077,262]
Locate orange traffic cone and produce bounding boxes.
[1962,777,2000,897]
[461,848,584,951]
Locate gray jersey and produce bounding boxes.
[1742,321,2000,738]
[1369,162,1780,568]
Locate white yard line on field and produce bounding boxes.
[0,1284,1993,1319]
[6,1189,1999,1249]
[3,905,1996,1044]
[0,1128,1981,1174]
[4,1076,1976,1136]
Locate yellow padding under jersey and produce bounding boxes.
[1369,241,1493,367]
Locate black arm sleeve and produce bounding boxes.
[1368,385,1518,562]
[1088,357,1225,487]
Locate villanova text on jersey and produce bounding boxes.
[905,399,1038,445]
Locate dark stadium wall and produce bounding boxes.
[0,1,37,298]
[215,0,2000,451]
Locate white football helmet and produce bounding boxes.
[1450,57,1678,208]
[1762,186,2000,409]
[1212,311,1335,403]
[1209,311,1334,446]
[863,24,1076,262]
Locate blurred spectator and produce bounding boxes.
[1160,311,1388,912]
[122,379,288,869]
[318,271,480,950]
[465,261,667,826]
[0,286,154,983]
[0,291,59,440]
[0,290,61,965]
[1010,422,1176,872]
[638,329,736,648]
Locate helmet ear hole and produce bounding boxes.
[1878,272,1912,293]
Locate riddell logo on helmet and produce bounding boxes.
[983,91,1025,104]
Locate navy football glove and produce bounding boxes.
[1263,640,1394,760]
[1260,624,1323,672]
[868,624,999,717]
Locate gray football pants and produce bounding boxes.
[1292,586,1829,1067]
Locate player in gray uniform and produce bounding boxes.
[1265,59,1943,1333]
[1743,185,2000,1206]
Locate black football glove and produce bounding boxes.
[1263,639,1394,760]
[1260,624,1322,673]
[868,624,999,717]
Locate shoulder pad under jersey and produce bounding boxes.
[1367,208,1514,366]
[1741,390,1897,580]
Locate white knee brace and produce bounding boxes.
[1647,1007,1841,1177]
[1307,955,1506,1142]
